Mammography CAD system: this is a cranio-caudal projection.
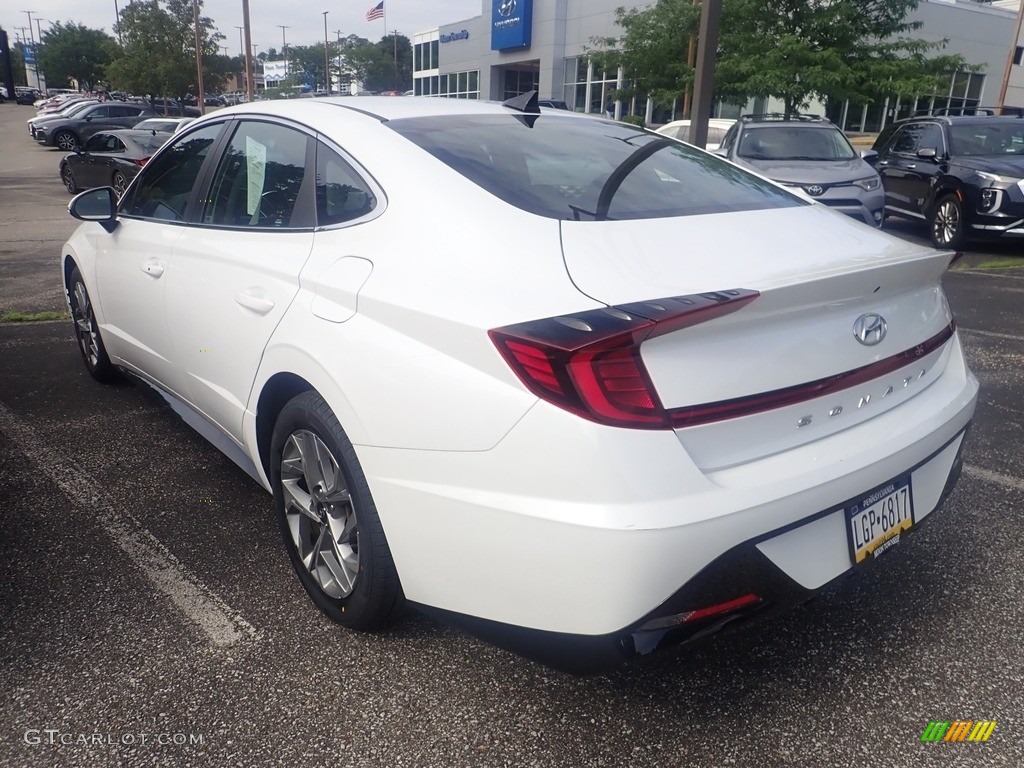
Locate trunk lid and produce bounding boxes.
[559,205,957,469]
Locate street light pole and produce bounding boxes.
[242,0,255,103]
[278,25,290,77]
[23,10,42,91]
[191,0,206,114]
[335,30,344,94]
[323,11,330,94]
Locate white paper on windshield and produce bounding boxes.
[246,137,267,216]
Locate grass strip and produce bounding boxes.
[0,310,69,323]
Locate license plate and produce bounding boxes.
[846,478,914,565]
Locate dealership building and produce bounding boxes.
[412,0,1024,131]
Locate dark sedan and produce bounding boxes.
[34,103,155,151]
[59,130,168,198]
[148,98,203,117]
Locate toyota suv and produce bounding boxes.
[716,114,884,228]
[870,111,1024,248]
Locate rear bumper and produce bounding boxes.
[415,426,969,673]
[354,333,978,671]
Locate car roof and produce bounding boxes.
[659,118,736,129]
[203,95,594,124]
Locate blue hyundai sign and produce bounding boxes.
[490,0,532,51]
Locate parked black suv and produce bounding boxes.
[871,111,1024,248]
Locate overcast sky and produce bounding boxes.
[2,0,484,55]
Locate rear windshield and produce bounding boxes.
[388,115,803,221]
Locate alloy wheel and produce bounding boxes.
[62,166,77,194]
[932,198,961,247]
[279,429,359,599]
[112,172,128,198]
[72,281,100,368]
[55,131,78,152]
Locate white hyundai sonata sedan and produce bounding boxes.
[62,93,978,672]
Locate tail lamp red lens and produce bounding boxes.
[133,157,150,167]
[489,289,759,429]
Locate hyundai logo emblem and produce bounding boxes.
[853,313,887,346]
[806,184,825,197]
[498,0,517,17]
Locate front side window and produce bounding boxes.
[889,124,925,155]
[84,133,117,153]
[122,123,224,222]
[389,115,803,221]
[202,121,311,229]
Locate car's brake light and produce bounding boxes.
[489,289,759,429]
[133,157,150,167]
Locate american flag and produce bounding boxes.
[365,1,384,21]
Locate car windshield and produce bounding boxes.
[737,125,858,161]
[53,101,96,117]
[388,115,803,221]
[949,123,1024,155]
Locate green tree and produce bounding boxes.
[345,34,412,92]
[1,35,27,88]
[107,0,223,104]
[37,22,118,91]
[715,0,967,115]
[590,0,968,116]
[588,1,701,108]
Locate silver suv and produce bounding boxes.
[716,114,884,227]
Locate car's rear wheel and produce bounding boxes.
[54,130,78,152]
[112,171,129,199]
[930,194,965,249]
[62,165,79,194]
[68,266,118,382]
[270,391,404,630]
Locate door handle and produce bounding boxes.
[905,164,916,169]
[141,260,164,278]
[234,290,275,315]
[877,160,888,166]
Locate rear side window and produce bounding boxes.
[389,115,802,221]
[314,142,377,226]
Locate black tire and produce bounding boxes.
[270,391,404,630]
[112,171,129,199]
[929,193,965,249]
[67,266,118,383]
[54,130,78,152]
[62,165,79,194]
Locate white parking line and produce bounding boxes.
[0,401,258,647]
[959,327,1024,343]
[955,269,1024,282]
[964,465,1024,494]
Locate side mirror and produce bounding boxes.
[917,147,938,160]
[860,148,879,163]
[69,187,119,233]
[711,148,728,157]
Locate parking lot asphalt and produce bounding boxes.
[2,102,1023,767]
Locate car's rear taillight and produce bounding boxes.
[489,289,759,429]
[133,157,150,167]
